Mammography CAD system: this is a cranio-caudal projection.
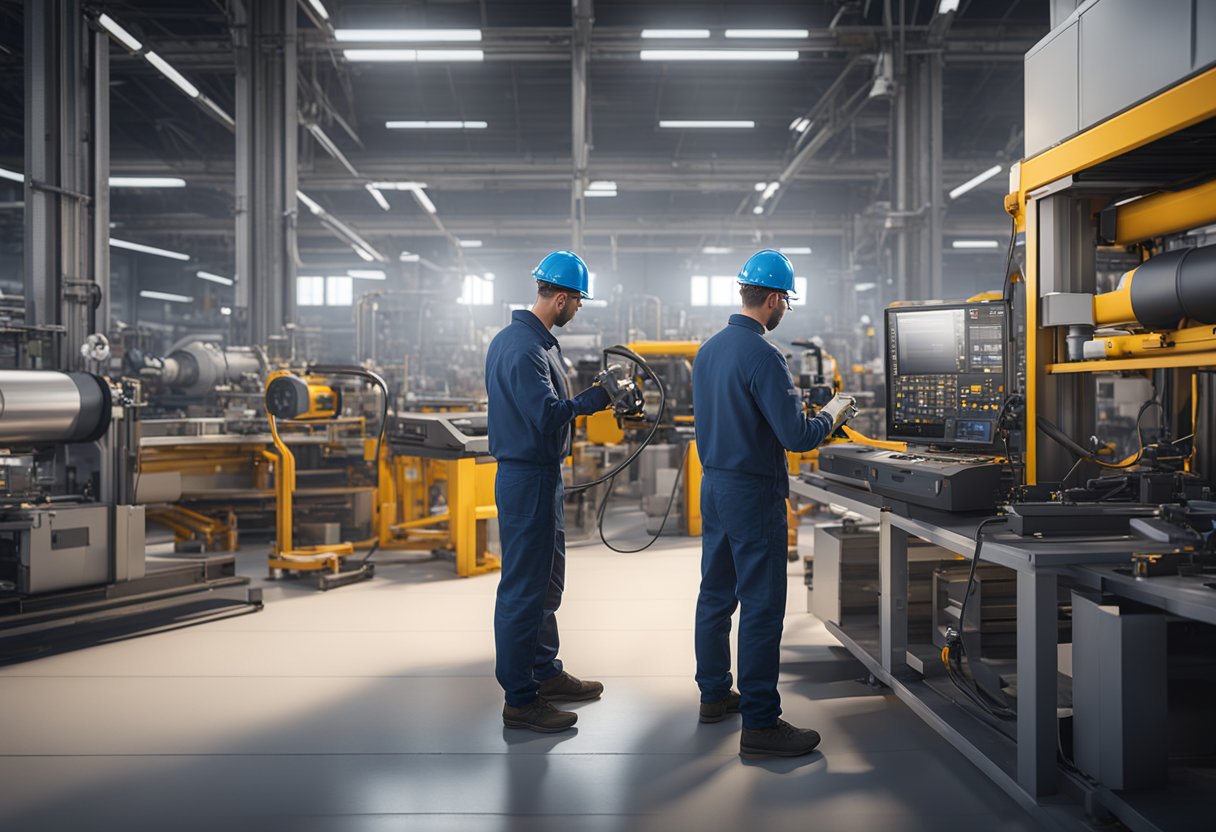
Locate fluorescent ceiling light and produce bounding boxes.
[109,176,186,188]
[937,0,962,14]
[641,49,798,61]
[724,29,810,38]
[951,240,1001,249]
[0,166,23,183]
[587,180,617,191]
[641,29,711,39]
[459,239,483,248]
[789,117,811,133]
[307,0,330,21]
[370,181,429,190]
[220,306,232,316]
[385,120,487,129]
[752,206,765,215]
[197,270,234,285]
[854,282,877,292]
[348,269,386,280]
[365,184,391,211]
[948,164,1003,199]
[144,52,200,98]
[345,49,416,61]
[97,13,143,52]
[418,49,484,62]
[140,290,193,303]
[399,252,420,262]
[584,188,617,197]
[753,182,767,192]
[335,29,482,42]
[353,246,376,262]
[111,238,190,261]
[296,191,324,215]
[410,188,437,214]
[702,246,733,254]
[345,48,483,61]
[659,120,755,128]
[761,182,780,200]
[779,247,812,255]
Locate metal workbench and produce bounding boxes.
[791,473,1213,831]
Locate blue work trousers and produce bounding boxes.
[694,472,789,729]
[494,461,566,707]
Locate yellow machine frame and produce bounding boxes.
[1005,66,1216,483]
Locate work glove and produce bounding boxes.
[819,393,859,433]
[572,384,612,416]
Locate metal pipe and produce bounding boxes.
[0,370,111,444]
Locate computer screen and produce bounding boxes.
[885,301,1008,447]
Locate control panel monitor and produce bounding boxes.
[885,301,1008,448]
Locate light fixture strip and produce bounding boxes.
[640,29,711,39]
[385,120,487,129]
[344,48,483,62]
[335,29,482,42]
[723,29,811,38]
[110,238,190,261]
[951,240,1001,249]
[144,52,200,98]
[197,270,234,285]
[307,0,331,22]
[659,120,755,128]
[109,176,186,188]
[140,290,193,303]
[948,164,1003,199]
[97,13,143,52]
[640,49,798,61]
[365,184,392,211]
[0,166,24,183]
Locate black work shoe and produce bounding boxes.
[699,690,742,723]
[502,697,578,733]
[537,671,604,702]
[739,719,822,758]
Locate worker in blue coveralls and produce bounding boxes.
[485,250,613,733]
[692,249,857,758]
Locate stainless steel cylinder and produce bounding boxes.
[161,342,263,397]
[0,370,111,445]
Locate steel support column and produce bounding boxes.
[570,0,592,253]
[25,0,99,370]
[234,0,297,346]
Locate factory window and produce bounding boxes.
[690,275,709,307]
[459,273,494,306]
[710,275,736,307]
[792,276,807,306]
[297,276,324,307]
[326,276,354,306]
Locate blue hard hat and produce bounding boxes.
[738,249,797,298]
[532,250,593,299]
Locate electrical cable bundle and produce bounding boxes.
[941,516,1017,721]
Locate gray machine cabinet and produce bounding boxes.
[1071,591,1168,791]
[20,505,110,594]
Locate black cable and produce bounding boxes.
[594,447,687,554]
[945,516,1016,721]
[1001,215,1020,305]
[566,345,667,494]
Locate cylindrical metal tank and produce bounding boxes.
[159,342,263,396]
[0,370,112,445]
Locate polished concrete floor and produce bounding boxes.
[0,514,1044,832]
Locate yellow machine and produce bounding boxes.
[263,370,375,589]
[1003,65,1216,485]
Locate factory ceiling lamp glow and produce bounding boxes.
[370,181,429,190]
[0,166,23,182]
[410,187,437,214]
[640,29,711,38]
[140,290,193,303]
[951,240,1001,249]
[144,52,200,98]
[306,0,330,21]
[659,120,755,128]
[348,269,387,279]
[789,117,811,133]
[948,164,1003,199]
[724,29,810,38]
[365,184,391,211]
[779,247,812,255]
[702,246,733,254]
[385,121,487,129]
[335,29,482,42]
[459,240,483,248]
[296,191,324,215]
[640,50,798,61]
[111,238,190,261]
[937,0,962,14]
[109,176,186,188]
[197,270,234,285]
[97,13,143,51]
[345,49,484,62]
[584,180,618,197]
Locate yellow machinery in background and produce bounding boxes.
[1004,65,1216,486]
[263,369,378,589]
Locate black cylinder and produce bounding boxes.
[67,372,112,442]
[1130,244,1216,330]
[1195,372,1216,488]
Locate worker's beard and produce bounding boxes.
[765,304,786,331]
[555,303,578,328]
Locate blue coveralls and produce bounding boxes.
[485,309,605,707]
[692,313,834,729]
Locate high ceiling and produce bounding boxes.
[0,0,1050,282]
